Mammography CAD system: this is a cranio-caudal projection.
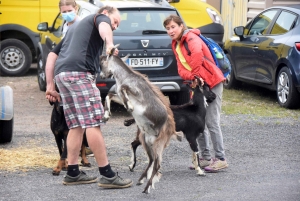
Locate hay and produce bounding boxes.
[0,146,58,172]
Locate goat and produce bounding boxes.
[99,44,183,194]
[50,100,91,176]
[123,77,216,176]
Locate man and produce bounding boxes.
[45,6,133,188]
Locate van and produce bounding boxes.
[0,0,59,76]
[168,0,224,46]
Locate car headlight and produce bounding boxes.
[206,8,223,25]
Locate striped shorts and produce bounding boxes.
[54,72,105,129]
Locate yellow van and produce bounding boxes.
[169,0,224,46]
[0,0,59,76]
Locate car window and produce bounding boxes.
[114,10,177,35]
[51,14,64,38]
[270,10,298,35]
[79,8,92,18]
[248,9,278,35]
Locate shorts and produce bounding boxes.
[54,71,105,129]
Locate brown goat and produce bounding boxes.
[99,45,183,193]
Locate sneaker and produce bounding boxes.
[204,158,228,172]
[98,173,133,189]
[63,171,97,185]
[189,158,212,170]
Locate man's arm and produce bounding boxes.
[45,52,60,102]
[98,22,118,55]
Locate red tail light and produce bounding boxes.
[96,83,107,87]
[295,42,300,51]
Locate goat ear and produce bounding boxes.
[121,54,130,62]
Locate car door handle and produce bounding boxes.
[252,46,258,50]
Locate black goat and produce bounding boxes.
[125,77,216,176]
[50,101,91,175]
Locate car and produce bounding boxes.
[37,0,191,104]
[223,5,300,109]
[0,85,14,143]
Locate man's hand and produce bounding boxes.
[191,77,204,88]
[46,90,61,103]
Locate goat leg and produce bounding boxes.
[129,127,141,171]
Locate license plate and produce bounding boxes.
[126,57,163,67]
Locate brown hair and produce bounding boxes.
[98,5,119,15]
[163,14,186,29]
[59,0,77,8]
[163,14,187,40]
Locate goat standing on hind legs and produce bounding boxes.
[99,44,183,194]
[125,76,216,176]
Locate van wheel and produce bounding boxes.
[0,39,32,76]
[0,118,14,143]
[37,54,46,91]
[276,67,300,109]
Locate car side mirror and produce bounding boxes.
[234,26,244,37]
[37,22,49,32]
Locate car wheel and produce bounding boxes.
[0,118,14,143]
[168,90,190,105]
[276,67,300,109]
[223,54,240,89]
[0,39,32,76]
[37,54,46,91]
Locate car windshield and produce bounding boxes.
[114,9,177,35]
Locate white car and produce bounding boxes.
[0,85,14,143]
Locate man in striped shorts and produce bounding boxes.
[45,5,132,189]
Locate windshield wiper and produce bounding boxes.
[142,30,167,34]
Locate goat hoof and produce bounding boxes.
[128,166,134,172]
[197,173,206,176]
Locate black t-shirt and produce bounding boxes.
[54,14,112,76]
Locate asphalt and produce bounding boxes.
[0,68,299,201]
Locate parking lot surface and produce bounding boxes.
[0,68,299,201]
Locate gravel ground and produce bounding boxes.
[0,67,300,201]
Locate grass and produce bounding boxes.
[222,84,300,118]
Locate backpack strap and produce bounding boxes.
[183,40,191,56]
[184,35,216,65]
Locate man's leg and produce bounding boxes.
[85,127,108,167]
[85,126,133,188]
[63,126,98,185]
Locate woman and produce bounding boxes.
[60,0,81,38]
[163,14,228,172]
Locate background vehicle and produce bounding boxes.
[0,0,59,76]
[169,0,224,46]
[223,5,300,109]
[0,85,14,143]
[37,0,190,104]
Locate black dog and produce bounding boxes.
[50,100,91,176]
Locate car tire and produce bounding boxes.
[168,90,190,105]
[223,54,240,89]
[37,54,46,91]
[276,67,300,109]
[0,39,32,76]
[0,118,14,143]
